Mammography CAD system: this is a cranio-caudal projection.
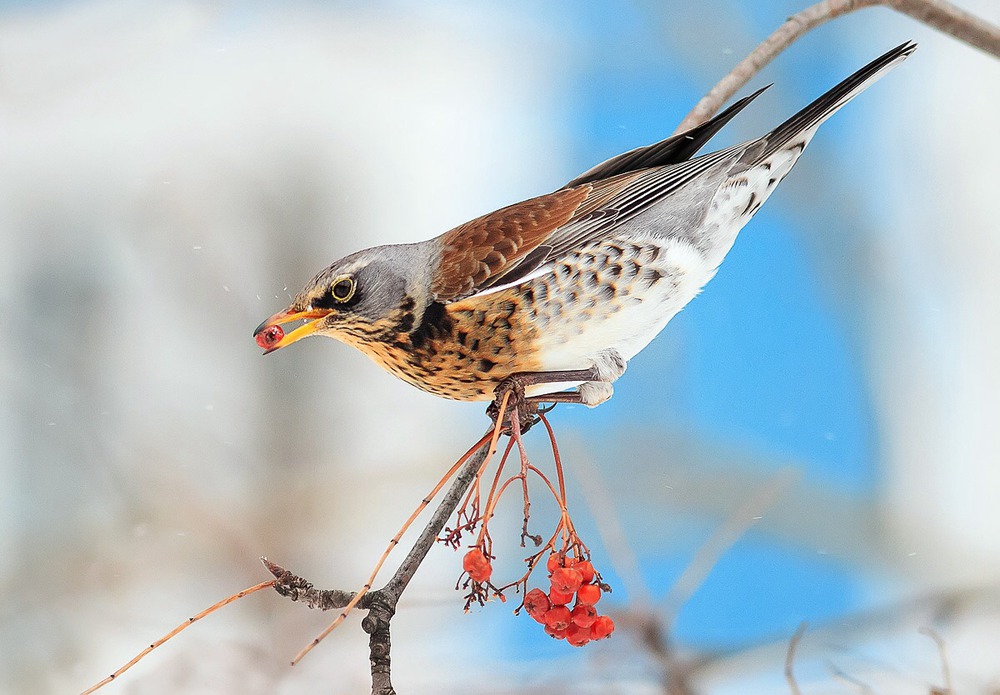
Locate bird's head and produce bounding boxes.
[254,244,426,354]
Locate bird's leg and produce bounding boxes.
[488,349,627,427]
[488,357,625,433]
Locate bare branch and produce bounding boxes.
[919,626,953,694]
[674,0,1000,134]
[786,622,809,695]
[267,435,492,695]
[662,469,798,625]
[826,660,876,694]
[889,0,1000,58]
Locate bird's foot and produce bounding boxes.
[487,375,541,435]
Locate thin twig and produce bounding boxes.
[287,431,495,654]
[662,468,799,625]
[572,441,653,601]
[826,660,876,695]
[80,580,276,695]
[673,0,1000,134]
[786,622,809,695]
[919,626,953,694]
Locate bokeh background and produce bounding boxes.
[2,1,999,693]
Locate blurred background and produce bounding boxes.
[1,1,998,693]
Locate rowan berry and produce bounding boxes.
[255,324,284,350]
[546,552,563,573]
[590,615,614,640]
[575,560,595,583]
[548,587,574,606]
[576,582,601,605]
[463,549,492,583]
[543,624,567,640]
[550,567,584,594]
[543,605,572,631]
[571,603,597,628]
[523,588,550,622]
[566,622,591,647]
[463,549,488,573]
[469,563,492,582]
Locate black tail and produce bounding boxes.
[759,41,917,159]
[563,84,770,188]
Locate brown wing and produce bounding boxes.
[431,186,590,301]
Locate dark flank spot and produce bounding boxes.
[499,299,516,315]
[478,358,497,373]
[457,330,468,346]
[568,290,578,303]
[607,264,622,278]
[470,338,480,352]
[599,284,615,301]
[584,271,599,288]
[768,177,778,187]
[396,312,415,332]
[409,301,451,349]
[535,283,548,301]
[522,287,534,303]
[604,244,624,259]
[624,260,639,277]
[742,192,758,217]
[556,263,572,278]
[641,267,665,287]
[400,296,416,312]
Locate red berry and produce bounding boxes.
[543,605,572,631]
[571,604,597,628]
[468,563,492,583]
[548,587,574,606]
[576,583,601,606]
[550,567,584,594]
[566,622,591,647]
[255,324,284,350]
[523,588,550,622]
[546,552,563,573]
[463,549,491,583]
[590,615,614,640]
[463,549,488,573]
[575,560,595,583]
[543,624,567,640]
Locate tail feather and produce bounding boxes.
[758,40,916,160]
[564,85,770,188]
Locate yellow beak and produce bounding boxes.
[253,307,332,354]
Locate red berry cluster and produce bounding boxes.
[463,549,493,583]
[522,553,614,646]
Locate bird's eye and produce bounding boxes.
[331,275,356,303]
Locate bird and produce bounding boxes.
[255,41,915,412]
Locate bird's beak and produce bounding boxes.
[253,307,332,354]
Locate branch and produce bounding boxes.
[265,436,492,695]
[785,622,809,695]
[673,0,1000,134]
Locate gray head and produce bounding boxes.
[254,242,432,353]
